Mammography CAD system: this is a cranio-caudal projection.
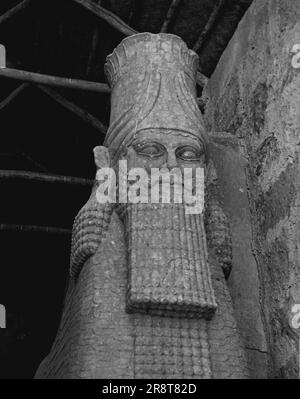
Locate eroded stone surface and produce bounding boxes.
[204,0,300,378]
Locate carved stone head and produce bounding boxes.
[104,33,208,169]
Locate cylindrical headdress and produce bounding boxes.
[104,33,208,154]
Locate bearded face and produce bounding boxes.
[114,129,217,320]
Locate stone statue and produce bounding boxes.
[35,33,250,379]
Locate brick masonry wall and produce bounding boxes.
[203,0,300,378]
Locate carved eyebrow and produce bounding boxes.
[164,132,202,146]
[172,140,203,150]
[132,139,164,148]
[130,132,203,150]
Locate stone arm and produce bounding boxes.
[70,146,115,280]
[204,161,232,280]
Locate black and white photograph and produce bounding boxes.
[0,0,299,384]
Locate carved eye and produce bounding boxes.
[134,142,165,159]
[176,145,202,161]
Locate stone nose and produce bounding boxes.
[165,149,178,169]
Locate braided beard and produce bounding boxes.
[118,202,217,320]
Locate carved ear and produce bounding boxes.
[93,146,110,169]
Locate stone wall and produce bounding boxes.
[204,0,300,378]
